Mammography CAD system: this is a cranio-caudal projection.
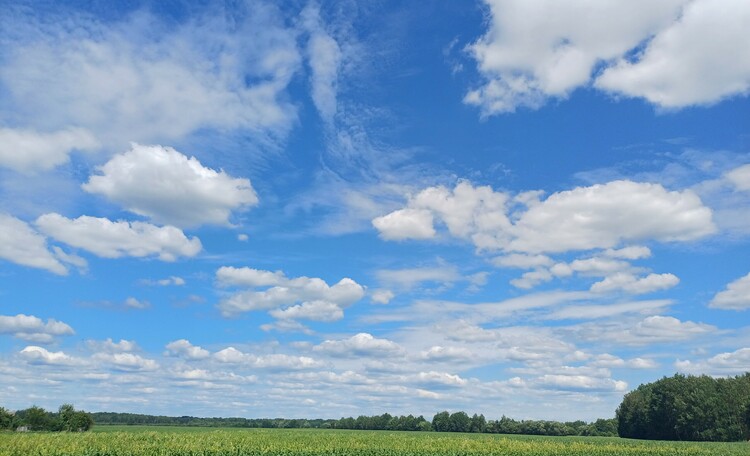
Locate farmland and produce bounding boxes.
[1,427,747,456]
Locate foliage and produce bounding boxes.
[616,373,750,441]
[9,404,93,432]
[1,427,747,456]
[0,407,16,431]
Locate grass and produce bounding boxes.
[1,426,747,455]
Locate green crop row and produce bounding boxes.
[1,428,747,456]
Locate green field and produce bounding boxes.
[1,427,747,456]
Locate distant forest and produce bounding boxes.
[91,410,618,437]
[3,373,749,441]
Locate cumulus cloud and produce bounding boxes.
[596,0,750,108]
[0,314,74,343]
[374,180,715,255]
[83,144,258,228]
[590,272,680,294]
[92,352,159,371]
[370,289,395,305]
[213,347,321,370]
[372,208,436,240]
[0,127,99,173]
[86,339,138,353]
[0,4,300,149]
[420,346,474,362]
[36,213,202,261]
[534,374,628,392]
[709,272,750,310]
[466,0,748,114]
[270,300,344,322]
[124,297,150,310]
[0,214,69,274]
[20,346,79,366]
[465,0,686,114]
[313,333,404,358]
[590,354,658,369]
[164,339,210,360]
[216,267,365,321]
[410,371,468,388]
[676,347,750,375]
[216,267,287,287]
[492,253,553,269]
[725,164,750,191]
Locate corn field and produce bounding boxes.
[1,428,747,456]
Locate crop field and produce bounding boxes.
[1,427,747,456]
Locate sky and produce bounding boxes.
[0,0,749,422]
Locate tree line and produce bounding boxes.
[0,404,93,432]
[89,410,617,437]
[617,373,750,441]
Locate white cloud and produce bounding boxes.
[545,299,672,320]
[373,180,715,255]
[0,127,99,173]
[86,339,138,353]
[590,354,658,369]
[632,315,715,341]
[216,267,365,321]
[725,164,750,191]
[375,265,460,290]
[602,246,652,260]
[676,347,750,375]
[314,333,404,358]
[0,5,300,148]
[535,374,628,392]
[420,346,474,362]
[164,339,210,360]
[467,0,748,114]
[578,315,716,346]
[411,371,468,388]
[83,144,258,228]
[0,314,74,343]
[492,253,553,269]
[465,0,687,114]
[709,272,750,310]
[506,181,715,253]
[153,276,186,287]
[216,267,287,287]
[124,297,150,310]
[370,289,394,305]
[92,352,159,371]
[213,347,320,370]
[590,272,680,294]
[36,213,202,261]
[0,214,68,275]
[596,0,750,108]
[301,2,341,123]
[20,346,79,366]
[269,300,344,322]
[372,208,436,240]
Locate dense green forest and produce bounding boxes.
[0,404,93,432]
[616,373,750,441]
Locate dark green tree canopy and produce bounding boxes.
[617,373,750,442]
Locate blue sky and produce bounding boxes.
[0,0,749,421]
